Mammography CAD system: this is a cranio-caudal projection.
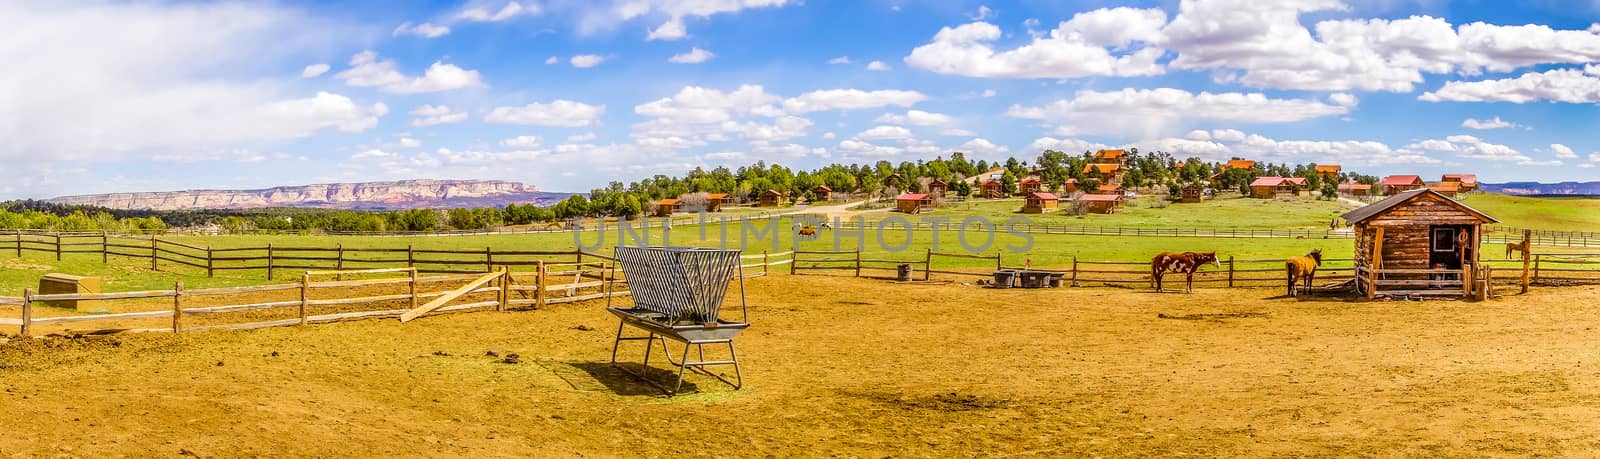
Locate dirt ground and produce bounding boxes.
[1,275,1598,457]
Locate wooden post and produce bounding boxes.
[763,250,770,277]
[206,246,214,278]
[150,235,158,270]
[1368,227,1384,299]
[1534,255,1541,283]
[1227,256,1235,288]
[1070,256,1078,287]
[789,252,797,275]
[20,288,32,337]
[408,268,418,310]
[172,281,184,332]
[854,250,861,278]
[407,244,415,268]
[54,233,61,261]
[101,232,108,264]
[924,249,932,281]
[299,273,310,326]
[335,244,344,279]
[498,267,509,312]
[996,252,1003,270]
[267,243,275,280]
[13,230,19,257]
[535,260,547,309]
[485,246,493,273]
[1521,230,1532,294]
[1461,265,1472,298]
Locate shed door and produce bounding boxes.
[1428,225,1472,269]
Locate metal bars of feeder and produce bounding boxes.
[609,246,745,325]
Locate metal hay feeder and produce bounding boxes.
[606,246,750,395]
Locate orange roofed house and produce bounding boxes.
[1093,149,1128,167]
[1441,174,1478,193]
[1338,181,1373,199]
[1315,164,1341,178]
[1085,163,1122,182]
[1429,180,1462,198]
[927,179,948,198]
[1380,175,1426,195]
[704,193,728,212]
[758,189,785,207]
[811,185,832,202]
[654,198,679,217]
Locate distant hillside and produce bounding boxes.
[1482,181,1600,196]
[47,179,569,211]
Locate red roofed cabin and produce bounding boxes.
[1080,194,1125,214]
[1429,181,1462,198]
[927,179,948,198]
[980,179,1005,198]
[1248,176,1293,198]
[1342,189,1497,299]
[896,193,934,214]
[1380,175,1426,195]
[1283,177,1308,195]
[758,189,785,207]
[654,198,679,217]
[1018,177,1042,195]
[811,185,833,202]
[1021,192,1059,214]
[1441,174,1478,193]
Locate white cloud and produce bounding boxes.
[393,137,422,148]
[545,56,559,65]
[500,135,544,148]
[1552,143,1578,159]
[1184,129,1211,141]
[1399,134,1529,162]
[335,51,485,94]
[570,54,607,68]
[458,1,537,22]
[1026,137,1111,155]
[1421,68,1600,103]
[1210,129,1246,142]
[408,105,468,127]
[855,125,915,141]
[302,64,330,78]
[566,132,597,142]
[781,89,927,113]
[905,8,1168,79]
[836,139,903,157]
[1007,88,1351,137]
[647,18,687,41]
[828,56,852,64]
[1461,116,1523,130]
[485,100,606,127]
[393,22,450,38]
[955,138,1008,155]
[866,60,890,71]
[668,47,715,64]
[970,5,995,21]
[874,109,953,126]
[822,132,837,140]
[1328,93,1359,107]
[940,128,977,137]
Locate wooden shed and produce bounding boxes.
[1018,177,1042,195]
[1248,176,1286,198]
[1080,194,1124,214]
[927,179,948,198]
[1441,174,1478,192]
[654,198,679,217]
[980,179,1004,198]
[1338,181,1372,198]
[704,194,728,212]
[761,188,787,206]
[811,185,833,202]
[896,193,933,213]
[1380,175,1425,195]
[1343,189,1497,299]
[1179,184,1203,203]
[1062,178,1079,194]
[1282,177,1307,195]
[1021,192,1059,213]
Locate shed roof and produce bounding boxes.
[897,193,929,201]
[1430,181,1461,192]
[1097,184,1122,192]
[1020,177,1040,184]
[1314,164,1341,173]
[658,199,680,205]
[1226,159,1256,169]
[1027,192,1059,200]
[706,193,728,200]
[1284,177,1308,186]
[1340,188,1497,224]
[1080,194,1123,202]
[811,185,832,192]
[1094,149,1126,160]
[1338,182,1372,190]
[1250,176,1288,187]
[981,179,1002,186]
[1442,173,1478,185]
[1380,175,1424,186]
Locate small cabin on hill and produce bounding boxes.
[758,189,785,207]
[654,198,679,217]
[1380,175,1426,195]
[1080,194,1124,214]
[1018,177,1042,195]
[895,193,933,213]
[1441,174,1478,193]
[1062,178,1080,194]
[980,179,1004,198]
[811,185,832,202]
[1338,182,1373,199]
[1085,163,1121,181]
[1179,184,1203,203]
[1342,189,1497,299]
[1249,176,1287,198]
[1225,159,1257,170]
[1093,149,1128,167]
[1021,192,1059,214]
[704,193,728,212]
[1314,164,1341,178]
[927,179,948,198]
[1429,181,1462,198]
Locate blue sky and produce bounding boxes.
[5,0,1600,199]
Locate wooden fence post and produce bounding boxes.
[789,252,797,275]
[172,281,184,332]
[1521,230,1531,294]
[150,235,158,270]
[101,232,108,264]
[535,260,547,309]
[335,244,344,279]
[1070,256,1078,287]
[854,250,861,278]
[408,268,418,310]
[267,243,275,280]
[407,244,415,268]
[206,246,214,278]
[54,233,61,261]
[924,248,932,281]
[13,230,20,257]
[485,246,493,273]
[763,250,770,277]
[498,267,509,312]
[20,288,32,337]
[1227,256,1235,288]
[299,273,310,326]
[1533,255,1541,283]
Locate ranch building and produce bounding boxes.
[1019,177,1042,195]
[1380,175,1426,195]
[1429,181,1462,198]
[811,185,832,202]
[1315,164,1341,178]
[1441,173,1478,193]
[1021,192,1059,213]
[1085,163,1122,182]
[1179,184,1203,203]
[1283,177,1308,194]
[758,189,785,207]
[1225,159,1257,170]
[1097,184,1124,195]
[1338,181,1373,199]
[895,193,934,213]
[1248,176,1288,198]
[704,193,728,212]
[1093,149,1128,167]
[1079,194,1125,214]
[927,179,948,198]
[980,179,1005,198]
[1062,178,1080,194]
[654,198,679,217]
[1342,188,1497,298]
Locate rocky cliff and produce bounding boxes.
[47,180,567,210]
[1482,181,1600,196]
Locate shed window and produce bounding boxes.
[1431,228,1457,252]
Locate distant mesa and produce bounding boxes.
[1481,181,1600,196]
[46,179,570,211]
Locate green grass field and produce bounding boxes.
[1457,193,1600,232]
[912,192,1352,229]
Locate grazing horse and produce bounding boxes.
[1506,239,1530,260]
[1285,248,1323,297]
[798,226,817,236]
[1151,251,1220,293]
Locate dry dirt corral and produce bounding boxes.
[2,275,1598,457]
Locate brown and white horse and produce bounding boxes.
[1285,248,1322,297]
[1151,251,1220,293]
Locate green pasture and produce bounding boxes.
[909,192,1352,229]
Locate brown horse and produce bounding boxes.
[1506,239,1530,260]
[1151,251,1220,293]
[1286,248,1322,297]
